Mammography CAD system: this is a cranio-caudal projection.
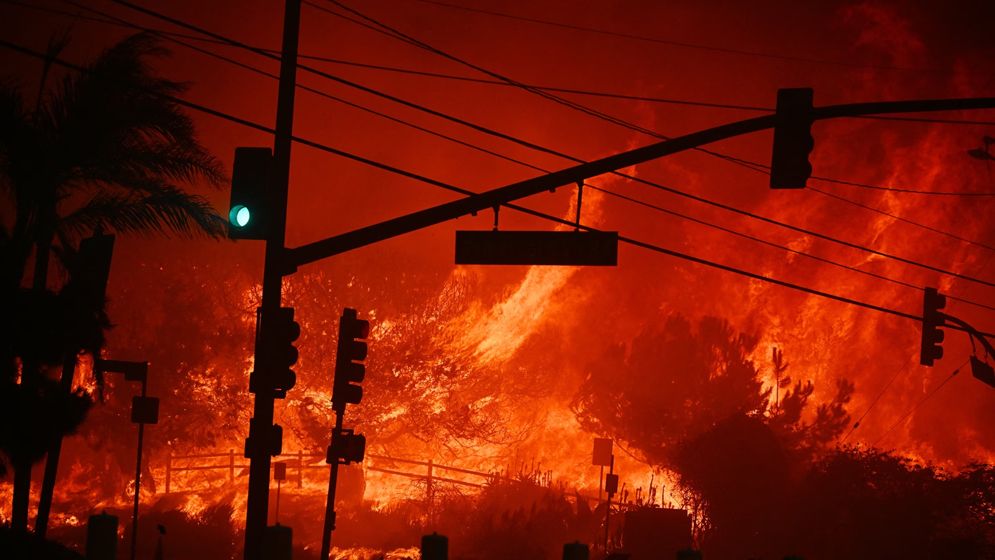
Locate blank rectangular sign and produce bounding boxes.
[455,230,618,266]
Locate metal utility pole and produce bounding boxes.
[243,1,300,558]
[319,411,345,560]
[320,308,369,559]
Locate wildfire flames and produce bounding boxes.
[2,1,995,559]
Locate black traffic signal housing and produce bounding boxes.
[245,420,283,457]
[920,287,946,366]
[332,308,369,411]
[269,307,300,398]
[327,429,366,465]
[228,147,273,239]
[770,88,815,189]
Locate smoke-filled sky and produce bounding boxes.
[4,0,995,479]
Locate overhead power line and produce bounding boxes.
[8,0,768,113]
[812,174,995,197]
[38,1,995,254]
[107,0,995,289]
[9,36,995,343]
[42,0,995,311]
[330,0,995,199]
[25,0,995,129]
[410,0,936,73]
[809,187,995,253]
[320,0,995,289]
[839,365,905,444]
[872,359,967,447]
[39,1,995,315]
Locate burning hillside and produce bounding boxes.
[2,0,995,559]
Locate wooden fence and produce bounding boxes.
[163,451,504,495]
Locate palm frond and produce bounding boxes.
[41,32,225,194]
[57,185,227,241]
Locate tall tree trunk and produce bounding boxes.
[35,352,77,537]
[12,218,53,531]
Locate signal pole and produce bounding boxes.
[243,1,300,558]
[320,308,370,559]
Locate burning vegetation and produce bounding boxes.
[2,1,995,560]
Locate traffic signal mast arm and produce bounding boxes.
[920,286,995,367]
[286,95,995,270]
[942,312,995,359]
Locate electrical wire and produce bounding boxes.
[320,0,995,289]
[11,0,780,113]
[8,36,995,342]
[52,0,995,315]
[16,0,994,129]
[808,186,995,253]
[95,0,995,213]
[839,366,906,444]
[329,0,995,200]
[871,359,967,447]
[410,0,937,73]
[42,0,995,256]
[812,174,995,197]
[37,2,995,315]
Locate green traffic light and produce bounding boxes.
[230,205,251,228]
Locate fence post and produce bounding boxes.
[426,459,434,523]
[229,449,235,484]
[165,453,171,494]
[297,450,303,489]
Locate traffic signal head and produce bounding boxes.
[228,147,273,239]
[920,287,946,366]
[332,308,369,410]
[326,431,366,465]
[270,306,300,398]
[770,88,815,189]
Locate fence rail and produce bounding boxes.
[159,450,624,510]
[162,450,506,495]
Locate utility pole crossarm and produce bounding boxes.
[287,96,995,270]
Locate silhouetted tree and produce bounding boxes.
[0,32,225,530]
[571,314,770,467]
[786,448,995,559]
[571,313,857,556]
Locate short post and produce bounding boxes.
[563,541,589,560]
[297,450,303,489]
[165,454,171,494]
[86,511,119,560]
[229,449,235,484]
[262,524,293,560]
[274,462,287,524]
[421,532,448,560]
[426,459,434,524]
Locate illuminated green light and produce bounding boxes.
[230,205,251,228]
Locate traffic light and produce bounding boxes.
[269,307,300,398]
[769,88,814,189]
[326,430,366,465]
[245,420,283,457]
[228,147,273,239]
[920,287,946,366]
[332,308,369,411]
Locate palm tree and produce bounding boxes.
[0,32,228,532]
